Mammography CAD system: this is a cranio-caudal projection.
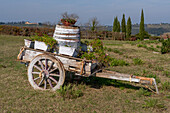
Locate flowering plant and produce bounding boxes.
[61,12,79,26]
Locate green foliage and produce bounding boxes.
[81,39,110,66]
[106,47,123,55]
[162,71,170,78]
[161,81,170,91]
[136,88,151,97]
[136,31,150,40]
[156,45,161,48]
[161,38,170,54]
[147,46,159,52]
[113,17,120,32]
[133,58,143,65]
[106,47,112,52]
[117,21,120,32]
[110,58,129,66]
[81,39,128,67]
[139,9,145,40]
[113,49,123,55]
[137,44,159,52]
[121,14,126,34]
[126,17,132,39]
[57,84,83,99]
[154,66,164,71]
[81,52,95,60]
[31,35,57,48]
[143,98,166,109]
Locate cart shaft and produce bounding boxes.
[96,70,159,94]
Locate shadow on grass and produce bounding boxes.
[65,74,141,91]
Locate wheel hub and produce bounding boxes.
[39,70,50,78]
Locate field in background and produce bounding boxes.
[0,35,169,113]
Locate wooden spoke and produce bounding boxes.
[50,73,60,77]
[38,60,44,70]
[49,77,58,84]
[45,59,48,70]
[38,78,44,86]
[33,65,42,71]
[32,72,40,75]
[44,79,47,89]
[28,54,65,91]
[47,79,53,88]
[49,67,58,73]
[48,62,54,71]
[34,77,40,81]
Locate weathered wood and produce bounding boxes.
[27,54,65,91]
[96,70,140,83]
[24,47,92,62]
[96,70,159,94]
[19,47,95,76]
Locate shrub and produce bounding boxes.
[113,49,123,55]
[57,84,83,99]
[137,44,143,47]
[161,38,170,54]
[133,58,143,65]
[143,98,166,109]
[147,47,159,52]
[162,71,170,78]
[110,58,129,66]
[81,39,110,66]
[161,81,170,91]
[106,47,123,55]
[136,88,151,97]
[156,45,161,48]
[137,44,159,52]
[154,66,164,71]
[106,47,112,52]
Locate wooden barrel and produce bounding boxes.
[53,25,80,49]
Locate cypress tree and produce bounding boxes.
[113,16,120,32]
[126,17,132,38]
[117,20,120,32]
[113,17,118,32]
[139,9,145,40]
[121,14,126,35]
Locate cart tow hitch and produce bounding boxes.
[134,76,159,94]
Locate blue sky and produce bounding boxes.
[0,0,170,25]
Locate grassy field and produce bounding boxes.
[0,35,169,113]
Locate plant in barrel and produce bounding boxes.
[60,12,79,26]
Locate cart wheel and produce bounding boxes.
[27,54,65,91]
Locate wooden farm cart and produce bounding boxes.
[17,47,159,94]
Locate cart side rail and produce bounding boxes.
[17,47,96,76]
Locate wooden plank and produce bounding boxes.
[25,47,92,63]
[21,49,93,75]
[96,70,140,83]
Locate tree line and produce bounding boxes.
[112,9,145,40]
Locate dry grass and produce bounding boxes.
[0,35,169,113]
